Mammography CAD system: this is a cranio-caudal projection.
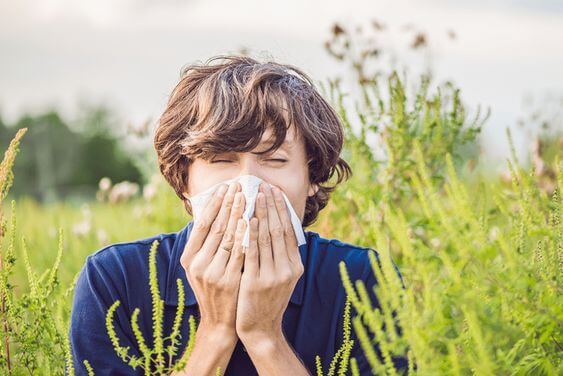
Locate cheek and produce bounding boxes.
[273,183,309,221]
[186,161,232,196]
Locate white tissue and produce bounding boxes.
[188,174,306,249]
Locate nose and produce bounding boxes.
[238,155,266,182]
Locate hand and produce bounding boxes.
[179,182,247,338]
[235,183,305,343]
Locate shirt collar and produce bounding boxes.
[164,219,309,307]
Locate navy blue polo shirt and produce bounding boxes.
[69,220,408,375]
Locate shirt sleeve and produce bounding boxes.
[345,249,409,375]
[67,253,144,376]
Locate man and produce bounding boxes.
[69,55,407,375]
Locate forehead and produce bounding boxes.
[259,123,300,150]
[259,94,301,148]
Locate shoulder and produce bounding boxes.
[77,229,180,308]
[305,230,404,284]
[304,231,382,304]
[311,232,404,288]
[307,231,379,275]
[86,230,178,271]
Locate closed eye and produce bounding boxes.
[211,159,287,163]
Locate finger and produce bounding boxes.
[261,183,289,270]
[225,217,247,277]
[198,182,239,263]
[209,186,244,271]
[271,185,300,266]
[255,191,274,275]
[243,218,259,277]
[181,183,228,267]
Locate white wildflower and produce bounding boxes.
[99,177,112,192]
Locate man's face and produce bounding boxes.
[184,124,318,223]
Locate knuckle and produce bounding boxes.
[203,270,219,284]
[280,271,293,282]
[283,224,292,236]
[194,219,208,231]
[215,278,228,291]
[211,221,226,235]
[262,278,276,289]
[179,255,189,270]
[258,234,271,248]
[224,198,234,209]
[222,231,235,246]
[188,265,203,280]
[231,241,242,254]
[271,226,284,238]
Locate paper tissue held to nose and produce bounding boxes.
[188,175,306,249]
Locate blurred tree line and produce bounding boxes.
[0,104,145,204]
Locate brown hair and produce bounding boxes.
[154,54,351,227]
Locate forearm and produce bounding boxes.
[242,330,311,376]
[171,324,237,376]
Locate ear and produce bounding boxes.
[307,183,319,197]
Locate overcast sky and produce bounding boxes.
[1,0,562,169]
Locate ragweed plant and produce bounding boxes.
[314,296,355,376]
[316,69,486,250]
[331,133,562,375]
[1,128,74,374]
[100,239,206,375]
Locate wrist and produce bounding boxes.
[197,321,238,347]
[239,328,285,354]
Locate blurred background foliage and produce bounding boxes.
[0,105,145,204]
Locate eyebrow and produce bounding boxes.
[214,139,293,158]
[252,139,293,153]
